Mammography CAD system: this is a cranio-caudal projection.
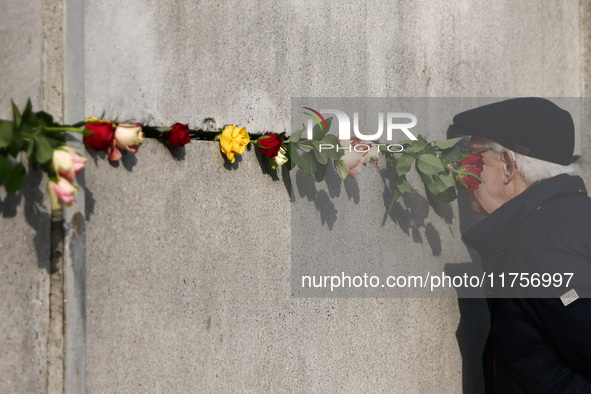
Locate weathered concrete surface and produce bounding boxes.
[81,0,583,392]
[0,0,51,393]
[579,0,591,187]
[0,181,50,394]
[0,0,43,115]
[85,1,581,131]
[85,141,475,392]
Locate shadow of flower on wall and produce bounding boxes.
[0,166,50,271]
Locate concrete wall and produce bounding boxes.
[0,1,50,393]
[83,1,584,393]
[0,0,587,393]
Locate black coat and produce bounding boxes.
[463,174,591,393]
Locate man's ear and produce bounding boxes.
[500,149,518,182]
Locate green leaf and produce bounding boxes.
[426,145,437,155]
[395,153,414,175]
[34,135,54,164]
[434,137,463,150]
[385,153,397,168]
[288,143,303,170]
[11,100,22,129]
[0,121,13,148]
[20,122,35,136]
[404,139,428,153]
[299,152,317,175]
[335,160,349,179]
[387,189,400,214]
[45,136,67,148]
[312,116,332,140]
[419,170,434,186]
[0,155,11,184]
[5,162,25,194]
[437,173,457,189]
[394,176,413,193]
[8,129,23,157]
[318,134,344,160]
[22,98,37,126]
[441,145,462,164]
[436,187,458,203]
[25,140,34,157]
[312,141,328,165]
[416,154,446,175]
[286,125,305,143]
[426,174,456,195]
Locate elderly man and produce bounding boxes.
[452,98,591,393]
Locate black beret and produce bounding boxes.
[452,98,574,165]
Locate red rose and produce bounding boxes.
[256,134,282,158]
[461,165,483,194]
[457,153,484,195]
[163,123,191,147]
[461,153,485,167]
[84,122,116,153]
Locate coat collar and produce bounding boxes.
[462,174,587,259]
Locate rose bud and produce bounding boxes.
[109,123,144,161]
[114,123,144,152]
[256,134,282,158]
[52,146,87,182]
[337,139,366,178]
[363,143,380,166]
[163,123,191,147]
[47,178,79,210]
[268,146,289,169]
[83,121,115,153]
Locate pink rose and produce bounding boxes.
[47,178,78,210]
[361,142,380,166]
[338,139,366,178]
[52,146,87,182]
[109,123,144,161]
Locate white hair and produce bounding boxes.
[482,139,577,185]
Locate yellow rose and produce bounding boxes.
[84,116,112,123]
[219,125,250,163]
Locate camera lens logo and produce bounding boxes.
[302,107,328,132]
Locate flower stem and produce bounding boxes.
[449,167,484,183]
[45,126,84,133]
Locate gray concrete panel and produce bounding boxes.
[0,169,50,393]
[79,0,582,392]
[0,0,50,393]
[85,141,475,392]
[0,0,43,117]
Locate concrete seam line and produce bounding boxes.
[47,208,65,393]
[63,0,86,391]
